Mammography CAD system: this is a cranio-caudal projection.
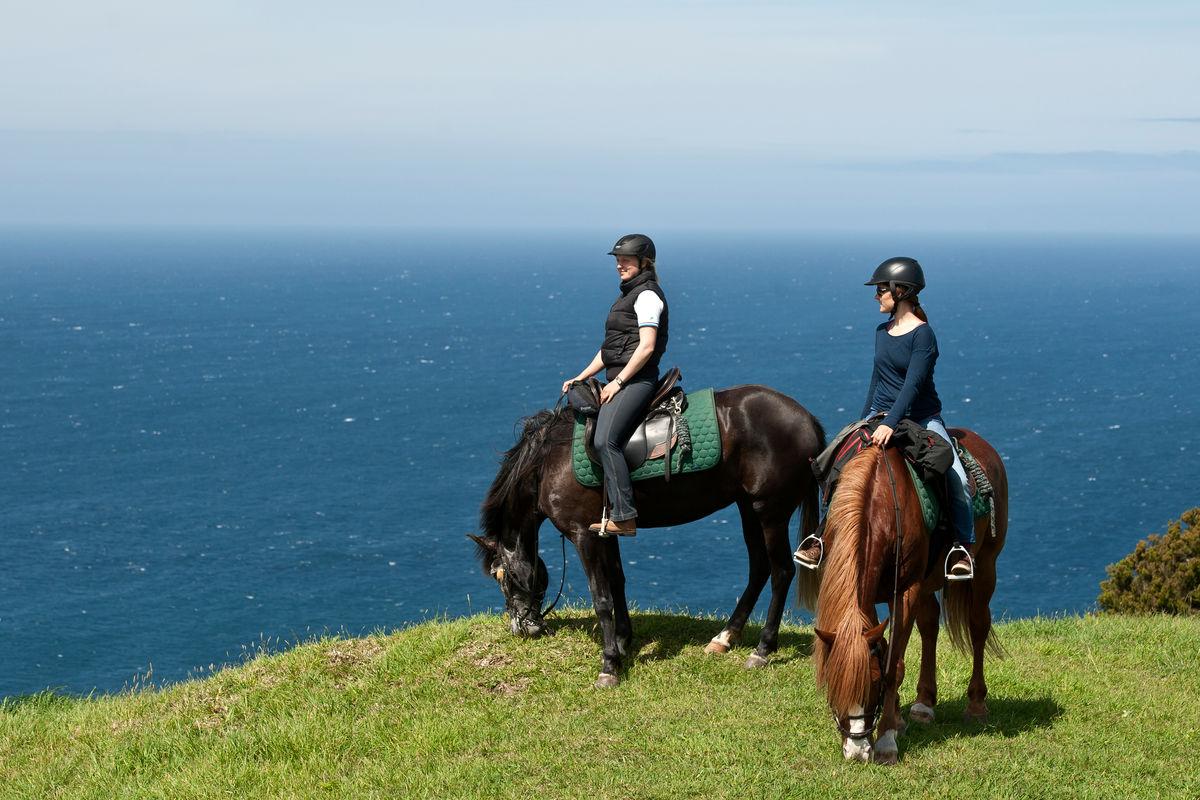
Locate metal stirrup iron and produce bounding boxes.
[944,545,974,581]
[793,535,824,569]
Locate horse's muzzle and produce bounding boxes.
[509,613,546,638]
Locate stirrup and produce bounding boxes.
[944,545,974,581]
[793,535,824,570]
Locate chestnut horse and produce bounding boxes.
[804,429,1007,764]
[471,385,824,687]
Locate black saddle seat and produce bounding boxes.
[584,367,683,471]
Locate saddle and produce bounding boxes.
[812,418,987,534]
[577,367,685,472]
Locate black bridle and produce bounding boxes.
[834,635,890,739]
[491,533,566,627]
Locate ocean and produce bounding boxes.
[1,228,1196,696]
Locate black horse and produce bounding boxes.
[471,385,825,687]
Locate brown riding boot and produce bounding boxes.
[588,518,637,537]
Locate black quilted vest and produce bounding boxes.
[600,270,669,381]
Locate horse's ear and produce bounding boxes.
[864,620,888,645]
[468,533,498,552]
[813,627,836,647]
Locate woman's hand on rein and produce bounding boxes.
[871,424,894,447]
[600,381,622,404]
[561,379,575,394]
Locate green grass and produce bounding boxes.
[1,611,1197,799]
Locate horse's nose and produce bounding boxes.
[509,615,545,638]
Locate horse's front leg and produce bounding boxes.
[874,584,921,766]
[574,533,625,687]
[608,545,633,658]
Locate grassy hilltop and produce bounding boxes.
[1,611,1197,799]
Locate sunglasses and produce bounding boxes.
[874,284,891,296]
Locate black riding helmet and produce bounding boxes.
[608,233,656,264]
[865,256,925,299]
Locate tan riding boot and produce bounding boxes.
[588,518,637,537]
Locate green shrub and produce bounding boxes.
[1099,507,1200,614]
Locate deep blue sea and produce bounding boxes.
[1,229,1196,696]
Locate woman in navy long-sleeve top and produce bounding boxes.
[796,257,975,579]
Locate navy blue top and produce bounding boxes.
[862,322,943,428]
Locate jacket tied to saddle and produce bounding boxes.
[812,417,954,512]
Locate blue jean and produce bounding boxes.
[918,416,975,546]
[869,411,975,545]
[594,376,656,522]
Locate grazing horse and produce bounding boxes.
[806,429,1007,764]
[471,385,824,687]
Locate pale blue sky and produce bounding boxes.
[2,2,1197,231]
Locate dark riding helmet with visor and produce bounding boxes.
[866,256,925,301]
[608,234,656,268]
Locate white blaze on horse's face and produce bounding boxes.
[842,704,873,762]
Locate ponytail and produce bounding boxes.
[912,298,928,322]
[891,287,927,321]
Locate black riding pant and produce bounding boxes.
[594,376,656,522]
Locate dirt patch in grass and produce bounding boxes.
[455,640,514,669]
[324,639,385,673]
[478,678,532,697]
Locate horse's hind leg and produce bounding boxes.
[747,505,797,669]
[964,559,998,723]
[705,499,770,655]
[910,592,940,724]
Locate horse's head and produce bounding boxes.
[473,407,568,638]
[470,532,549,637]
[814,619,889,761]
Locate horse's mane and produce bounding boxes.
[814,446,879,717]
[475,406,573,569]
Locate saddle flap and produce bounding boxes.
[623,415,676,469]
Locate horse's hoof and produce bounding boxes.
[594,672,620,689]
[744,653,769,669]
[872,730,898,765]
[704,640,731,655]
[963,709,988,725]
[909,702,935,724]
[872,748,899,766]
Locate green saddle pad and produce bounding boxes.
[571,388,721,487]
[904,447,991,533]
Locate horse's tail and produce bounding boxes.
[813,448,878,717]
[943,440,1007,660]
[942,578,1006,658]
[794,477,821,611]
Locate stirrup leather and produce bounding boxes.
[594,505,612,538]
[944,545,974,581]
[793,535,825,570]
